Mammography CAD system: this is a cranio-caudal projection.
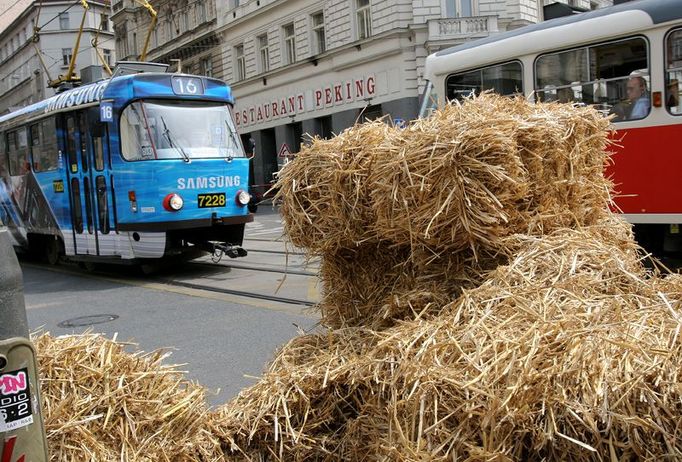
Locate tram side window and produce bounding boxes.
[666,29,682,115]
[535,37,649,122]
[446,61,523,102]
[30,118,58,172]
[6,129,29,175]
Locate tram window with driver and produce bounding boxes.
[535,37,649,122]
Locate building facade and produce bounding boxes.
[0,0,115,114]
[111,0,221,78]
[216,0,611,190]
[110,0,611,190]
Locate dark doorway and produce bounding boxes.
[360,104,383,123]
[260,128,277,187]
[287,122,303,153]
[240,133,255,156]
[316,116,333,139]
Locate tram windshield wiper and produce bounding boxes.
[224,120,241,162]
[160,116,191,163]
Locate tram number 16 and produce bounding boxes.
[100,102,113,123]
[172,77,205,96]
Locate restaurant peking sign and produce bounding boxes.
[235,75,376,128]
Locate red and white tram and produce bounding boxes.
[420,0,682,258]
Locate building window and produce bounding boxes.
[445,0,472,18]
[100,13,109,31]
[62,48,73,66]
[59,12,69,30]
[311,12,325,54]
[201,57,213,77]
[132,32,138,56]
[103,49,112,67]
[356,0,372,40]
[258,34,270,73]
[229,0,240,9]
[116,25,129,57]
[235,45,245,81]
[283,23,296,65]
[197,2,206,23]
[181,9,188,32]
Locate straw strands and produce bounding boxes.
[275,120,396,254]
[35,95,681,461]
[213,220,682,461]
[210,95,681,460]
[275,94,615,259]
[35,333,223,462]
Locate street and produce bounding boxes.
[21,206,321,406]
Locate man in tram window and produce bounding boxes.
[625,73,650,120]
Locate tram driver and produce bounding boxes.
[612,72,650,121]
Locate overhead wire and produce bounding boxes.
[1,0,219,85]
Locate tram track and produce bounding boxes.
[188,260,317,277]
[245,248,307,257]
[153,278,315,307]
[22,260,317,309]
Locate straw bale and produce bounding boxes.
[371,95,530,256]
[274,121,397,254]
[318,243,501,329]
[213,219,682,461]
[35,333,223,462]
[370,94,614,257]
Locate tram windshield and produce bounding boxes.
[120,100,244,161]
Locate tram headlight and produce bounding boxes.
[236,190,251,207]
[163,193,184,211]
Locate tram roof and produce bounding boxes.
[425,0,682,80]
[435,0,681,59]
[0,73,233,128]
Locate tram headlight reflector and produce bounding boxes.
[163,193,184,211]
[236,190,251,206]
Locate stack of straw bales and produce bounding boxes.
[276,94,613,329]
[35,95,681,461]
[214,220,682,460]
[211,95,682,460]
[36,333,223,461]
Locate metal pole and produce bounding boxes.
[0,227,48,461]
[0,228,29,339]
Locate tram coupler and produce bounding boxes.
[0,229,49,462]
[210,243,247,261]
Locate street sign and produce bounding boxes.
[278,143,292,158]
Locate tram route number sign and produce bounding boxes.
[278,143,293,158]
[0,368,34,432]
[100,102,113,123]
[171,76,205,96]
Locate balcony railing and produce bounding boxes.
[427,16,498,42]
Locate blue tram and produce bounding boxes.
[0,63,252,265]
